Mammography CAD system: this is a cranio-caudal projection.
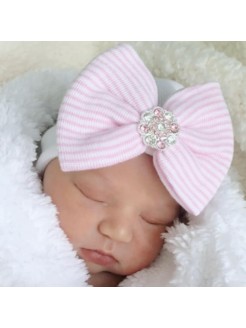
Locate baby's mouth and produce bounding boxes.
[78,248,117,266]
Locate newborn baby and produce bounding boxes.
[38,76,183,286]
[43,153,180,286]
[36,44,233,286]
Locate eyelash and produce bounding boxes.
[76,184,104,203]
[141,216,165,227]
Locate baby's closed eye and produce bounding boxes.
[75,183,106,204]
[140,215,167,227]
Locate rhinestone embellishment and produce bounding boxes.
[138,106,179,150]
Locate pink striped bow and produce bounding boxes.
[57,44,234,215]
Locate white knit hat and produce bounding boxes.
[36,125,58,174]
[35,78,183,175]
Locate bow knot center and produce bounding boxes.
[138,106,179,150]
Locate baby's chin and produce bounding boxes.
[84,261,126,286]
[85,259,123,275]
[87,271,126,287]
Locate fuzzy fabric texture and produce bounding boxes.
[1,42,246,286]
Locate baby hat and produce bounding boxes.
[39,44,234,216]
[36,78,183,175]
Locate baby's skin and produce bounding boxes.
[43,153,179,286]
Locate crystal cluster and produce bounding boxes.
[138,106,179,151]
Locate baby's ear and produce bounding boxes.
[177,206,189,225]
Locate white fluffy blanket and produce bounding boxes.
[1,42,246,286]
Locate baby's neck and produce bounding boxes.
[87,272,125,287]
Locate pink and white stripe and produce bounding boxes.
[57,43,234,215]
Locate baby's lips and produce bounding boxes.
[79,248,117,266]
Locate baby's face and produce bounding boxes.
[43,154,179,277]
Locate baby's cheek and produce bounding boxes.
[59,201,103,249]
[140,227,165,259]
[145,231,164,257]
[121,229,164,275]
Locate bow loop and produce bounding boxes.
[57,44,157,170]
[153,82,234,215]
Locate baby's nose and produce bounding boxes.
[98,211,134,243]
